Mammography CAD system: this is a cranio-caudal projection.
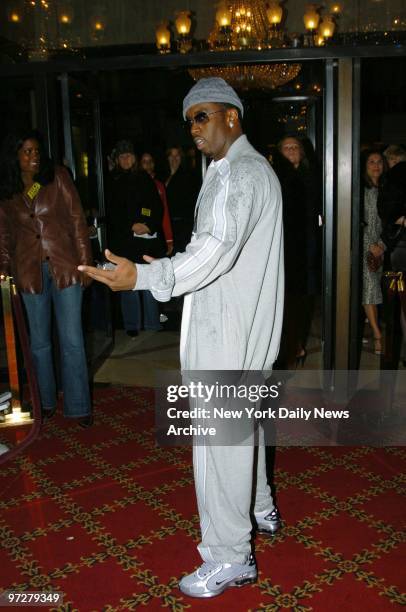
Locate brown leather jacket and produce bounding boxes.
[0,166,92,293]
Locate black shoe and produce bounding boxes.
[78,415,93,428]
[295,348,307,368]
[42,407,57,420]
[126,330,139,338]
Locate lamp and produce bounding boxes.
[216,3,232,27]
[7,10,22,23]
[266,1,284,46]
[319,15,336,41]
[303,4,321,46]
[56,2,75,50]
[210,2,232,49]
[155,21,171,54]
[91,18,106,42]
[330,3,343,16]
[58,5,74,26]
[267,2,283,25]
[175,11,192,53]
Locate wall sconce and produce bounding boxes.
[7,10,22,24]
[267,1,283,26]
[319,15,336,42]
[58,1,75,23]
[155,21,171,54]
[213,2,232,49]
[303,4,321,46]
[90,17,106,41]
[216,3,232,27]
[175,11,192,54]
[330,3,343,16]
[266,1,284,46]
[57,5,76,51]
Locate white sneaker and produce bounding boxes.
[254,507,282,534]
[159,314,168,323]
[179,555,257,598]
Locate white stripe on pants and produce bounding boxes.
[193,423,274,564]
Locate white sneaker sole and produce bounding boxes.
[179,572,257,598]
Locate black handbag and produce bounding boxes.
[381,218,406,251]
[391,237,406,271]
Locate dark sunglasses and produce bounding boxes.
[185,109,225,127]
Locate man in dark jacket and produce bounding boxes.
[377,145,406,227]
[106,140,165,335]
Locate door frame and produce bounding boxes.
[1,46,404,371]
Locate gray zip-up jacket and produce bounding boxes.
[136,135,284,371]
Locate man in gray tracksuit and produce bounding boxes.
[79,77,284,599]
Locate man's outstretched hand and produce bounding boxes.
[78,249,137,292]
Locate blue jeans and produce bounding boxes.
[120,290,161,331]
[21,263,90,417]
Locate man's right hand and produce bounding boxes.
[78,249,137,291]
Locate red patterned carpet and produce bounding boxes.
[0,386,405,611]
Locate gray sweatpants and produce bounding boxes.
[193,423,275,564]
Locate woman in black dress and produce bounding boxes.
[273,136,320,368]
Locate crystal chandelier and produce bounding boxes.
[189,63,301,91]
[6,0,94,60]
[208,0,278,50]
[190,1,301,90]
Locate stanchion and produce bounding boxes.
[0,276,33,427]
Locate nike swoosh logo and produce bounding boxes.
[215,580,227,586]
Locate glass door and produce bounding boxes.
[59,73,113,369]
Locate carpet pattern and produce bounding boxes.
[0,386,405,611]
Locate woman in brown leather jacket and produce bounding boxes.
[0,130,93,426]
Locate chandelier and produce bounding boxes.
[6,0,106,60]
[156,1,347,90]
[7,0,75,60]
[189,1,301,90]
[189,63,301,91]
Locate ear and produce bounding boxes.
[227,108,238,128]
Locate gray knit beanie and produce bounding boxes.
[183,78,244,119]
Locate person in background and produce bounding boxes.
[140,152,173,255]
[185,145,199,175]
[273,135,320,368]
[0,130,93,427]
[371,144,406,367]
[105,140,165,336]
[361,149,385,355]
[107,148,117,173]
[165,145,199,254]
